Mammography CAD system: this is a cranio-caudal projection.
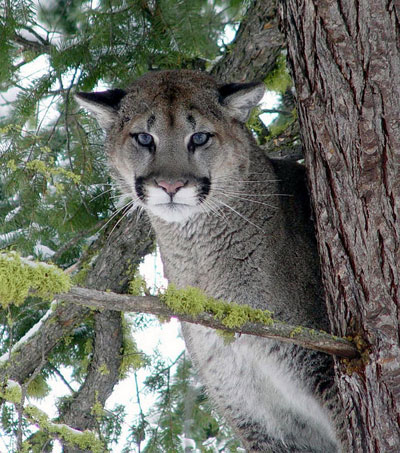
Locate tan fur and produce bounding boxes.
[76,70,343,452]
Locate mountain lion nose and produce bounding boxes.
[156,180,186,195]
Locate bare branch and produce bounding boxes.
[56,213,155,449]
[261,108,292,115]
[51,219,107,263]
[13,33,51,54]
[49,365,76,394]
[59,287,359,359]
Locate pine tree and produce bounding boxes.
[3,0,397,451]
[1,1,285,451]
[0,0,237,262]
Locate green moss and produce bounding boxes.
[6,159,17,171]
[98,363,110,375]
[289,326,303,338]
[129,274,148,296]
[91,391,104,418]
[21,441,33,453]
[27,374,51,399]
[216,330,236,345]
[269,120,291,137]
[264,53,292,94]
[156,314,172,324]
[79,338,93,376]
[119,314,144,379]
[247,106,265,135]
[71,267,88,286]
[0,379,22,403]
[343,333,370,375]
[25,404,104,452]
[1,381,103,451]
[0,252,71,308]
[267,109,296,137]
[161,284,274,329]
[25,159,81,184]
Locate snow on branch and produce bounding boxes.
[0,379,104,452]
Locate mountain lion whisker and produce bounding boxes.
[76,69,341,453]
[212,191,279,210]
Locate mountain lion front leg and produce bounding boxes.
[183,324,339,453]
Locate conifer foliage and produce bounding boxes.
[0,0,231,263]
[0,0,260,451]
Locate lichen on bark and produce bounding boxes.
[161,284,274,329]
[0,252,71,308]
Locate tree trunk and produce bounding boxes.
[280,1,400,452]
[59,213,155,452]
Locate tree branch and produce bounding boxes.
[0,303,91,384]
[61,310,123,452]
[0,215,155,451]
[59,286,359,359]
[0,378,102,453]
[211,0,284,82]
[49,365,76,394]
[13,33,52,54]
[57,213,155,449]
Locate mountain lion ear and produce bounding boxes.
[219,82,265,122]
[75,88,127,130]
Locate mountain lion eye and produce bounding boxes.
[134,133,154,147]
[191,132,210,147]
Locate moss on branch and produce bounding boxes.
[58,285,359,359]
[0,252,71,308]
[0,379,104,452]
[161,284,274,329]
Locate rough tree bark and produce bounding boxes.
[280,1,400,452]
[211,0,283,82]
[58,214,155,453]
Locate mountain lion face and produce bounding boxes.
[76,70,265,222]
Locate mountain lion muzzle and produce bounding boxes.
[76,70,344,453]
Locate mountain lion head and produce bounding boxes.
[76,70,265,223]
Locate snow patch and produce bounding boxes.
[34,243,56,258]
[0,301,57,364]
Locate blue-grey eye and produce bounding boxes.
[135,133,154,147]
[191,132,210,147]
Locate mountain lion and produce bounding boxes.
[76,70,343,452]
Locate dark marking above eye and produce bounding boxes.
[189,102,222,121]
[165,84,178,104]
[168,111,174,127]
[187,114,196,130]
[147,115,155,131]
